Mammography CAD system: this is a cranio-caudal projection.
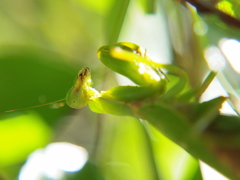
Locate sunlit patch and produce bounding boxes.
[19,142,88,180]
[138,62,146,74]
[137,62,160,81]
[44,143,88,172]
[216,0,235,17]
[204,46,226,71]
[200,162,228,180]
[221,100,238,115]
[219,38,240,73]
[193,20,208,36]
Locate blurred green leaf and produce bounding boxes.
[75,0,113,15]
[0,46,77,125]
[149,124,202,180]
[0,112,51,167]
[66,161,105,180]
[99,116,160,180]
[139,0,156,13]
[105,0,130,44]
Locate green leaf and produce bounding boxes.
[104,0,130,44]
[138,0,156,14]
[0,112,51,167]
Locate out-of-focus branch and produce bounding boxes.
[178,0,240,28]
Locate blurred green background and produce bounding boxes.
[0,0,240,179]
